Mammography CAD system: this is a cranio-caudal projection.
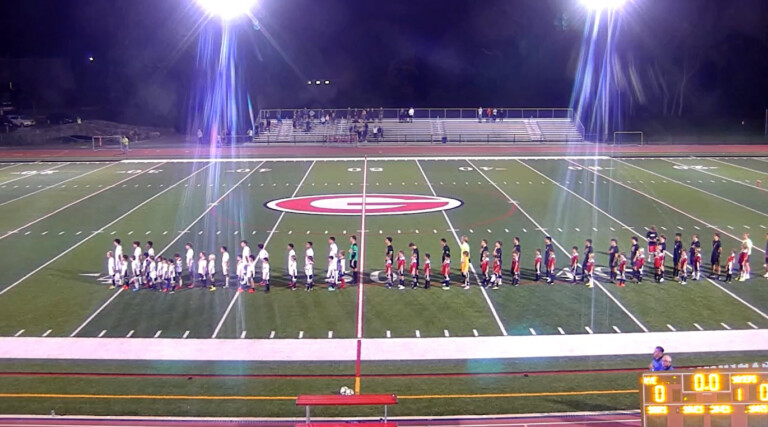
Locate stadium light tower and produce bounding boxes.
[580,0,627,11]
[195,0,258,21]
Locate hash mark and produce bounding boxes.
[328,331,333,339]
[529,328,536,336]
[415,330,421,338]
[557,327,565,335]
[693,323,704,331]
[182,330,190,339]
[14,329,24,337]
[98,330,107,338]
[612,326,621,333]
[42,329,52,337]
[154,330,162,338]
[269,331,275,339]
[721,322,731,330]
[666,324,676,332]
[748,322,758,329]
[240,331,247,339]
[443,329,450,337]
[126,330,134,338]
[584,326,593,334]
[473,329,479,337]
[386,330,391,338]
[298,331,304,339]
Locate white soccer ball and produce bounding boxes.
[340,386,354,396]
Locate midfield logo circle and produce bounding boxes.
[266,194,463,216]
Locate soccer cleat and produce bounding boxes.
[462,285,470,290]
[329,287,336,291]
[109,285,116,290]
[248,288,255,293]
[397,285,405,290]
[209,286,216,292]
[187,284,195,289]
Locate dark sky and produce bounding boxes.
[0,0,766,130]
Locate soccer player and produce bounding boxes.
[119,255,129,290]
[460,236,470,262]
[461,250,470,289]
[492,253,502,289]
[510,251,520,286]
[441,253,451,289]
[409,242,420,273]
[327,255,338,290]
[693,247,702,281]
[207,253,216,291]
[384,254,393,289]
[546,249,556,285]
[256,243,269,267]
[479,239,489,268]
[288,254,298,290]
[494,241,503,283]
[646,226,658,261]
[742,233,753,280]
[672,233,683,279]
[440,238,450,263]
[132,241,142,261]
[130,255,142,291]
[304,255,314,291]
[247,254,257,293]
[145,241,155,258]
[349,236,359,285]
[148,256,158,289]
[513,237,521,259]
[688,235,700,272]
[710,233,722,279]
[738,244,749,281]
[658,235,667,278]
[724,249,735,283]
[533,249,542,282]
[634,248,645,283]
[236,255,246,291]
[608,239,619,282]
[409,252,419,289]
[629,237,640,267]
[678,249,689,285]
[582,239,593,282]
[385,237,394,260]
[328,237,338,258]
[617,253,627,287]
[584,253,595,288]
[220,246,230,287]
[570,246,580,283]
[337,251,347,290]
[423,253,431,289]
[156,256,167,292]
[480,250,490,287]
[196,252,207,288]
[396,250,406,290]
[653,249,665,283]
[173,253,183,290]
[241,240,251,262]
[544,237,554,276]
[185,243,195,280]
[113,239,123,263]
[261,257,270,293]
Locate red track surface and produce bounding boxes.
[0,143,766,160]
[0,413,641,426]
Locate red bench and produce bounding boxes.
[296,394,398,423]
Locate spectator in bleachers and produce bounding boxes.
[499,108,505,121]
[408,107,414,122]
[378,107,383,123]
[492,108,498,122]
[649,346,665,371]
[486,108,492,122]
[379,126,384,140]
[363,122,369,141]
[477,107,483,123]
[661,355,674,370]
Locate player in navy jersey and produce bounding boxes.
[689,235,700,271]
[440,238,450,262]
[544,236,554,271]
[582,239,593,283]
[646,226,658,261]
[672,233,683,279]
[494,241,503,282]
[479,239,489,262]
[409,242,420,270]
[513,236,521,258]
[710,233,722,279]
[630,237,640,266]
[657,235,667,277]
[608,239,619,282]
[385,237,394,259]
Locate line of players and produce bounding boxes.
[104,236,361,293]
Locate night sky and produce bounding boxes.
[0,0,766,133]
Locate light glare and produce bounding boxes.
[196,0,257,20]
[580,0,627,11]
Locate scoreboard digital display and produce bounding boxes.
[640,370,768,426]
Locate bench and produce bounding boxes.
[296,394,398,423]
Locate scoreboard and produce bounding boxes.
[640,370,768,426]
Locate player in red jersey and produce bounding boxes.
[423,253,431,289]
[492,255,502,289]
[409,253,419,289]
[653,249,665,283]
[396,250,406,289]
[546,249,556,285]
[724,249,735,283]
[678,250,688,285]
[533,249,542,282]
[738,244,748,281]
[480,251,490,287]
[634,248,645,283]
[441,253,451,289]
[617,253,627,287]
[584,253,595,288]
[384,254,393,289]
[570,246,580,283]
[510,251,520,286]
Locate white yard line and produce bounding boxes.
[566,159,764,255]
[660,158,768,193]
[707,157,768,177]
[357,157,368,339]
[520,160,768,325]
[0,163,65,187]
[0,163,21,172]
[0,162,118,208]
[472,160,649,333]
[615,159,767,218]
[72,161,267,338]
[211,160,315,339]
[415,160,508,336]
[0,163,214,300]
[121,156,611,164]
[0,163,166,241]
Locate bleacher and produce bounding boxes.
[251,108,585,144]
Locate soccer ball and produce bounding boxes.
[340,386,355,396]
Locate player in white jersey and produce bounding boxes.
[106,251,117,289]
[326,255,338,290]
[148,256,158,289]
[196,252,207,288]
[207,254,216,291]
[145,241,155,258]
[185,243,195,279]
[120,255,129,289]
[132,241,142,260]
[130,255,142,291]
[256,243,268,265]
[166,259,177,293]
[236,255,246,290]
[261,257,271,293]
[113,239,123,263]
[328,237,338,258]
[337,251,346,289]
[245,254,257,293]
[288,254,298,290]
[220,246,230,287]
[173,254,183,290]
[305,255,315,291]
[240,240,251,262]
[156,257,167,290]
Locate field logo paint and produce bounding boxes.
[266,194,463,216]
[673,165,717,170]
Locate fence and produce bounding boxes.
[260,107,575,121]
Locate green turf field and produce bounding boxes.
[0,156,766,340]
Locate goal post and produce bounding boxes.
[92,135,125,151]
[613,131,644,146]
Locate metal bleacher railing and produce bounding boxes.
[260,107,574,121]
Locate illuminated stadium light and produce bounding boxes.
[580,0,627,11]
[324,80,330,85]
[195,0,257,20]
[315,80,321,85]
